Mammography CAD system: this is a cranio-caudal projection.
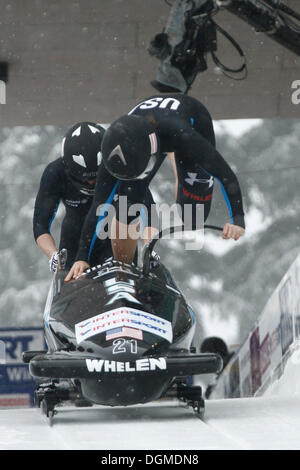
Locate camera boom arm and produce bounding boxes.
[149,0,300,93]
[219,0,300,57]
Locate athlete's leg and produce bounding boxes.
[112,182,157,263]
[88,237,113,266]
[110,218,138,263]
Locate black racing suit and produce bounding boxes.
[33,158,155,268]
[76,94,245,262]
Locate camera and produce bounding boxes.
[149,0,217,93]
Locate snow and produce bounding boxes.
[2,348,300,450]
[205,396,300,450]
[0,401,233,450]
[214,119,263,138]
[1,393,300,450]
[263,347,300,398]
[1,351,300,450]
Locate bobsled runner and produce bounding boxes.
[23,226,223,425]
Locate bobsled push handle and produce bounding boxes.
[142,224,223,275]
[58,248,68,270]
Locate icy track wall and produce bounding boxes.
[211,253,300,399]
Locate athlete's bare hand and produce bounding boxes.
[65,261,90,282]
[222,223,245,241]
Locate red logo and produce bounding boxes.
[182,188,212,202]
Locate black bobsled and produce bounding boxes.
[24,226,223,425]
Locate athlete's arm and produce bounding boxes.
[33,163,62,259]
[178,126,245,230]
[222,223,245,241]
[168,152,178,199]
[65,164,119,281]
[36,233,58,259]
[75,163,119,262]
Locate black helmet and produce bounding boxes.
[62,122,105,196]
[101,115,159,180]
[200,337,228,359]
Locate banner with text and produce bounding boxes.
[0,328,44,407]
[211,253,300,399]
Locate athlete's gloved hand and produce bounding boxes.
[222,223,245,241]
[64,260,90,282]
[49,251,60,273]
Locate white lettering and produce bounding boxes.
[146,455,153,464]
[128,96,181,114]
[7,367,32,382]
[104,360,116,372]
[0,80,6,104]
[86,359,104,372]
[291,80,300,105]
[136,358,150,371]
[0,340,5,364]
[116,361,125,372]
[149,357,167,371]
[145,455,195,465]
[95,203,116,240]
[159,97,181,110]
[101,455,135,467]
[85,358,167,373]
[125,361,136,372]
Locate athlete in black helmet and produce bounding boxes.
[66,94,245,280]
[33,122,108,271]
[62,122,105,197]
[101,114,159,181]
[34,121,156,271]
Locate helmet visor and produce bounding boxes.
[135,154,157,180]
[68,173,96,196]
[112,154,157,181]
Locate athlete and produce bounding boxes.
[66,94,245,280]
[33,122,108,271]
[34,121,156,272]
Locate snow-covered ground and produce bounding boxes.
[1,394,300,450]
[1,345,300,451]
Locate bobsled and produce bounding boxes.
[24,226,223,425]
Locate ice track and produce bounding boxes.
[1,396,300,450]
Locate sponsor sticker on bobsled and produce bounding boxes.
[85,357,167,373]
[75,307,172,344]
[106,326,143,341]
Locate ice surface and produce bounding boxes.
[1,394,300,450]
